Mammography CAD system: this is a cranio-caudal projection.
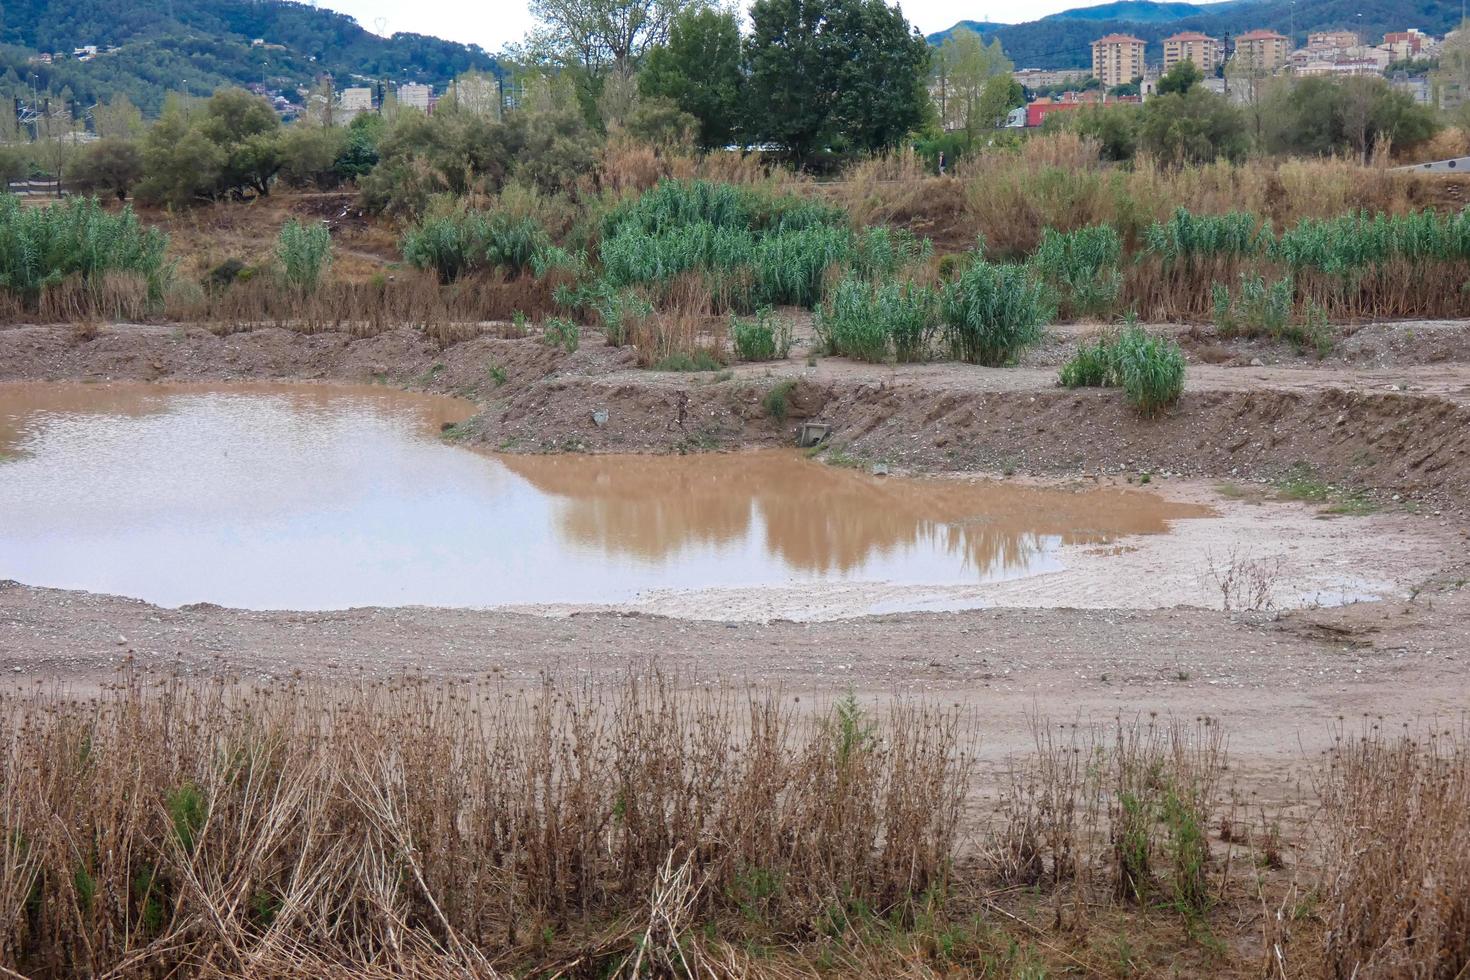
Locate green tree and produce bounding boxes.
[528,0,710,78]
[1139,87,1248,166]
[638,6,743,148]
[278,125,349,189]
[135,97,225,207]
[1262,75,1438,161]
[934,28,1013,141]
[92,94,144,139]
[1156,59,1203,96]
[745,0,930,163]
[71,139,144,201]
[624,96,697,148]
[199,88,284,197]
[358,103,514,215]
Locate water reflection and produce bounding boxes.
[500,453,1208,580]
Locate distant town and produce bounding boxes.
[999,25,1451,128]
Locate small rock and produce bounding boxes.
[1250,357,1264,367]
[592,409,609,427]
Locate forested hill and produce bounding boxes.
[0,0,498,115]
[929,0,1464,69]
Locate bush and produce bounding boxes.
[817,274,937,363]
[731,307,793,361]
[1144,209,1269,266]
[542,317,581,353]
[70,139,144,201]
[401,210,552,283]
[1059,331,1120,388]
[275,219,332,293]
[0,194,168,309]
[940,259,1051,365]
[1115,326,1185,416]
[1030,225,1122,319]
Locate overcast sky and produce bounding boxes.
[318,1,1077,53]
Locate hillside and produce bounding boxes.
[0,0,498,117]
[930,0,1464,69]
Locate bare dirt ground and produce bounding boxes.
[1,319,1468,774]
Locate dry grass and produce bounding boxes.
[162,271,568,345]
[3,669,1463,977]
[0,671,967,977]
[1316,723,1470,979]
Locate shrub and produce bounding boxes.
[816,274,937,363]
[1058,331,1121,388]
[275,218,332,293]
[542,317,580,353]
[402,211,552,283]
[1115,325,1185,416]
[762,379,798,421]
[1030,225,1122,319]
[0,194,168,309]
[731,307,793,361]
[940,259,1051,365]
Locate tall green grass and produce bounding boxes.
[1059,322,1185,417]
[1143,209,1268,266]
[402,211,552,283]
[731,307,794,362]
[940,258,1051,366]
[1030,225,1123,319]
[0,194,168,308]
[275,219,332,293]
[816,274,937,363]
[1273,208,1470,275]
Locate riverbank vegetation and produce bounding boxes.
[0,671,1463,978]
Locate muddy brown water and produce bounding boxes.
[0,382,1211,611]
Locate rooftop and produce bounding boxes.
[1236,29,1289,41]
[1093,34,1146,45]
[1164,32,1217,42]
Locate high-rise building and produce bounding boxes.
[1162,32,1223,75]
[1233,30,1292,73]
[338,86,372,123]
[1091,34,1147,90]
[397,83,431,112]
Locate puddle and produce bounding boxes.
[0,382,1211,611]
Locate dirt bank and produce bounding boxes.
[3,576,1467,768]
[4,321,1468,510]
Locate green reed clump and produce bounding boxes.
[939,258,1051,366]
[1030,225,1123,319]
[1115,325,1185,416]
[402,210,551,283]
[1143,208,1270,266]
[1213,273,1294,338]
[1059,330,1121,388]
[596,181,861,312]
[1273,208,1470,275]
[0,194,168,308]
[542,316,580,353]
[852,226,933,280]
[817,274,937,363]
[752,225,852,307]
[275,218,332,293]
[731,307,793,362]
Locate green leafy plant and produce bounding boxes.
[275,218,332,293]
[940,258,1051,365]
[0,194,169,309]
[731,307,794,362]
[542,317,580,354]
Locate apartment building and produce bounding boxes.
[1233,30,1291,73]
[1162,32,1222,74]
[1091,34,1146,89]
[397,83,431,112]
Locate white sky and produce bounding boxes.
[317,1,1069,53]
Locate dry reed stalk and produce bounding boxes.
[1315,723,1470,979]
[0,672,969,977]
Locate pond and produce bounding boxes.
[0,383,1210,611]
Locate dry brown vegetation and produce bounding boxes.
[1,671,1465,978]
